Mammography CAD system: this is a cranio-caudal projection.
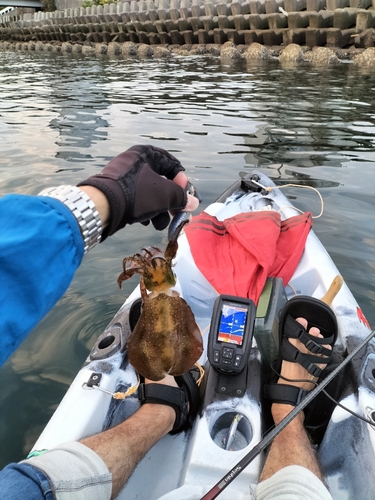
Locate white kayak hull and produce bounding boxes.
[32,171,375,500]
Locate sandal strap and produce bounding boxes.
[138,383,189,433]
[264,384,309,406]
[285,315,335,355]
[280,315,334,377]
[280,341,326,377]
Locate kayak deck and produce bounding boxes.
[32,172,375,500]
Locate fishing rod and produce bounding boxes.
[200,328,375,500]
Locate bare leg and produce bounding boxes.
[260,406,323,482]
[81,376,177,499]
[260,317,331,483]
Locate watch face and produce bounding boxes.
[217,302,247,346]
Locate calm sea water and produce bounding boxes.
[0,51,374,468]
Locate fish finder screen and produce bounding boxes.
[217,303,247,346]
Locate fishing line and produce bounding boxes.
[190,177,324,218]
[285,282,298,296]
[321,389,375,426]
[200,328,375,500]
[188,177,238,182]
[256,386,375,442]
[266,183,324,219]
[275,370,375,426]
[250,179,324,219]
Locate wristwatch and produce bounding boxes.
[38,185,102,254]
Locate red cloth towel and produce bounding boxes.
[184,210,313,305]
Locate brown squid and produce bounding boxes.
[117,223,203,381]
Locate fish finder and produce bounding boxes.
[208,295,256,374]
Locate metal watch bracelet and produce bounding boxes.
[38,185,102,254]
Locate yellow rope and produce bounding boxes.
[265,184,324,219]
[194,363,205,386]
[200,324,210,336]
[112,364,205,399]
[112,375,140,400]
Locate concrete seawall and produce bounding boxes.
[1,0,375,65]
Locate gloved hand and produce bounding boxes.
[77,144,200,240]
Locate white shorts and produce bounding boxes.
[253,465,333,500]
[24,444,333,500]
[22,441,112,500]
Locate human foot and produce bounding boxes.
[278,317,332,392]
[140,370,200,434]
[272,317,332,422]
[145,374,178,388]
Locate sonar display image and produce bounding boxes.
[217,303,247,346]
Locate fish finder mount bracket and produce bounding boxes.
[241,174,268,195]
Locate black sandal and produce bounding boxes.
[264,296,338,406]
[138,367,201,434]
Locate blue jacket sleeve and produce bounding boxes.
[0,194,84,366]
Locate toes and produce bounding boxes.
[279,316,332,391]
[294,317,323,355]
[308,326,323,339]
[296,317,308,330]
[295,317,332,355]
[295,317,322,338]
[292,317,331,364]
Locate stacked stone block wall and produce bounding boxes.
[1,0,375,49]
